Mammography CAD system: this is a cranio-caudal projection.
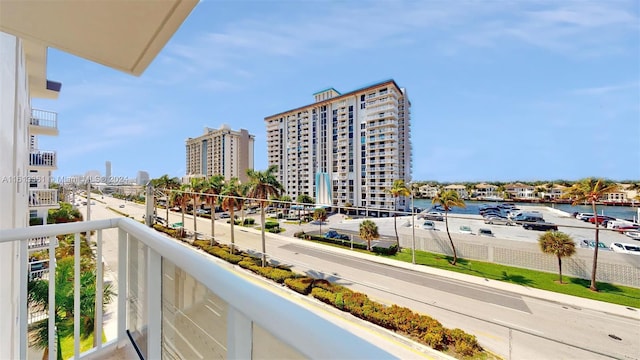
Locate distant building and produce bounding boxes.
[105,161,112,180]
[474,183,500,199]
[264,79,411,211]
[504,183,536,200]
[419,184,439,198]
[136,170,150,185]
[185,124,255,183]
[444,184,469,199]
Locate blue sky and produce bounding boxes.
[33,0,639,183]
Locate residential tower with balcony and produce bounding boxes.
[264,80,412,212]
[185,124,255,183]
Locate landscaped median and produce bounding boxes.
[150,224,488,359]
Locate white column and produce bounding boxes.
[117,229,128,346]
[146,247,162,358]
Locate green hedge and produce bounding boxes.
[265,221,279,229]
[284,277,315,295]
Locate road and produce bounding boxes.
[78,195,640,360]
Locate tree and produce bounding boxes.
[297,194,314,205]
[153,174,181,226]
[359,219,379,251]
[170,185,190,227]
[432,190,466,265]
[246,165,284,266]
[538,231,576,284]
[562,178,619,291]
[220,178,242,254]
[186,177,206,239]
[28,257,115,359]
[203,175,224,245]
[313,208,327,234]
[387,179,410,250]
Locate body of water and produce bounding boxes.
[412,199,639,222]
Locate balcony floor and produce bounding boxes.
[91,343,139,360]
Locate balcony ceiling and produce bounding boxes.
[0,0,198,97]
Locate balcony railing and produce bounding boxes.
[0,218,395,360]
[29,189,59,208]
[29,109,59,135]
[29,150,57,169]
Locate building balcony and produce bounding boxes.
[0,218,396,360]
[29,189,59,208]
[29,109,59,136]
[29,150,57,169]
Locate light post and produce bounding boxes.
[411,191,416,264]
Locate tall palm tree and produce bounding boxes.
[246,165,284,266]
[220,178,242,254]
[538,231,576,284]
[155,174,181,225]
[387,179,410,250]
[187,177,205,239]
[432,190,466,265]
[203,175,224,245]
[359,219,379,251]
[562,178,619,291]
[170,185,190,228]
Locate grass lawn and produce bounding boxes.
[384,248,640,308]
[60,332,106,359]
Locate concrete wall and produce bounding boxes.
[0,32,30,358]
[398,228,640,288]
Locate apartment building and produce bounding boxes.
[185,125,255,183]
[265,80,412,211]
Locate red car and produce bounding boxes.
[616,225,640,233]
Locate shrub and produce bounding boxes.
[447,328,481,356]
[284,277,314,295]
[243,218,255,225]
[372,244,398,255]
[311,287,336,305]
[265,221,280,230]
[293,231,305,238]
[335,293,344,309]
[29,217,44,226]
[192,240,210,249]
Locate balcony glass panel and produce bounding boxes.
[127,236,149,358]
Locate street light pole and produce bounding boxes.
[411,192,416,264]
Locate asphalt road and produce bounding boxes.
[77,195,640,360]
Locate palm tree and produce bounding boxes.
[187,177,205,239]
[313,208,327,234]
[538,231,576,284]
[562,178,619,291]
[154,174,181,226]
[387,179,410,250]
[359,219,379,251]
[203,175,224,245]
[28,257,115,358]
[220,178,242,254]
[432,190,466,265]
[170,185,190,228]
[246,165,284,266]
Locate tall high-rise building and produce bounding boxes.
[105,161,112,179]
[264,79,412,211]
[136,170,150,185]
[185,124,255,183]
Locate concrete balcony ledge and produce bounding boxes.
[29,109,59,136]
[29,189,58,208]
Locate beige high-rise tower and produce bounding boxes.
[185,124,255,183]
[265,79,412,212]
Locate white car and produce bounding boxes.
[576,212,594,221]
[624,231,640,241]
[422,220,436,230]
[459,225,473,235]
[609,242,640,255]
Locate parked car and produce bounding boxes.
[459,225,473,235]
[609,242,640,255]
[484,216,514,226]
[625,231,640,241]
[219,213,231,219]
[478,228,494,237]
[579,240,610,251]
[423,212,445,221]
[422,220,436,230]
[514,213,545,225]
[523,221,558,231]
[324,230,349,240]
[576,212,595,221]
[196,208,210,215]
[119,204,125,208]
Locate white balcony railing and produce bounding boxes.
[0,218,395,360]
[29,109,59,135]
[29,150,57,169]
[29,189,59,208]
